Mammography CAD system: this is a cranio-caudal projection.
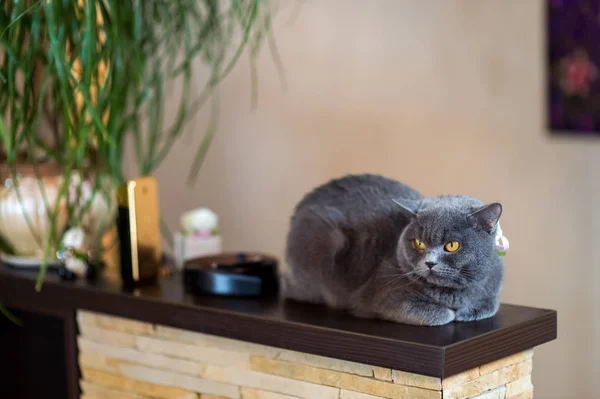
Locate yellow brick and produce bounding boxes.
[249,356,440,399]
[276,351,373,377]
[80,352,122,374]
[79,353,108,375]
[81,368,197,399]
[80,380,156,398]
[443,359,532,399]
[392,370,441,390]
[479,351,534,375]
[78,339,206,376]
[442,368,480,390]
[340,390,388,399]
[78,311,98,327]
[471,386,506,399]
[114,363,240,399]
[372,367,392,381]
[505,375,533,397]
[203,364,338,399]
[240,388,299,399]
[506,389,533,399]
[78,311,154,335]
[136,336,250,369]
[79,324,137,348]
[155,326,279,358]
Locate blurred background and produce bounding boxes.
[124,1,595,397]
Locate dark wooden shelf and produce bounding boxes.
[0,264,556,378]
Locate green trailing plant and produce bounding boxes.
[0,0,281,289]
[0,304,22,326]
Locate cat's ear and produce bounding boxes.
[468,203,502,233]
[392,199,418,219]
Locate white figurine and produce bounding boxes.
[174,208,222,269]
[59,227,90,277]
[180,208,219,237]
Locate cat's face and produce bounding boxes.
[396,196,502,289]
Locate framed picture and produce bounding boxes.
[547,0,600,134]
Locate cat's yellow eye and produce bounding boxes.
[444,241,461,253]
[414,239,426,251]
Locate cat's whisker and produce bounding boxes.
[382,271,420,288]
[383,274,412,287]
[383,271,418,279]
[390,276,421,291]
[381,269,420,279]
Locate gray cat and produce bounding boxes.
[283,174,504,326]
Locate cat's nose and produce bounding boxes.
[425,261,437,269]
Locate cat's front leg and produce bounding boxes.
[455,298,499,322]
[379,300,455,326]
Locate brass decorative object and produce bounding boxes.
[117,177,161,285]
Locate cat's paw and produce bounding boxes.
[382,301,456,326]
[455,306,496,322]
[424,308,456,326]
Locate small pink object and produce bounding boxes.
[193,230,211,238]
[495,223,510,254]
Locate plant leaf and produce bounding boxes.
[0,304,23,326]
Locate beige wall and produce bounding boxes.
[146,1,598,397]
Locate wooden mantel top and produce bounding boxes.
[0,264,556,378]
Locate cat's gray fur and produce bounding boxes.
[283,174,504,326]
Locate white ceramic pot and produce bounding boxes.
[0,163,117,267]
[0,163,68,262]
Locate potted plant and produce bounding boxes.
[0,0,278,289]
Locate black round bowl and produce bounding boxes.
[183,253,279,297]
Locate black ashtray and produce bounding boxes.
[183,253,279,297]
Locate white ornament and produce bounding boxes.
[180,208,218,234]
[65,257,87,277]
[62,227,89,252]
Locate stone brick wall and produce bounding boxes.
[76,311,534,399]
